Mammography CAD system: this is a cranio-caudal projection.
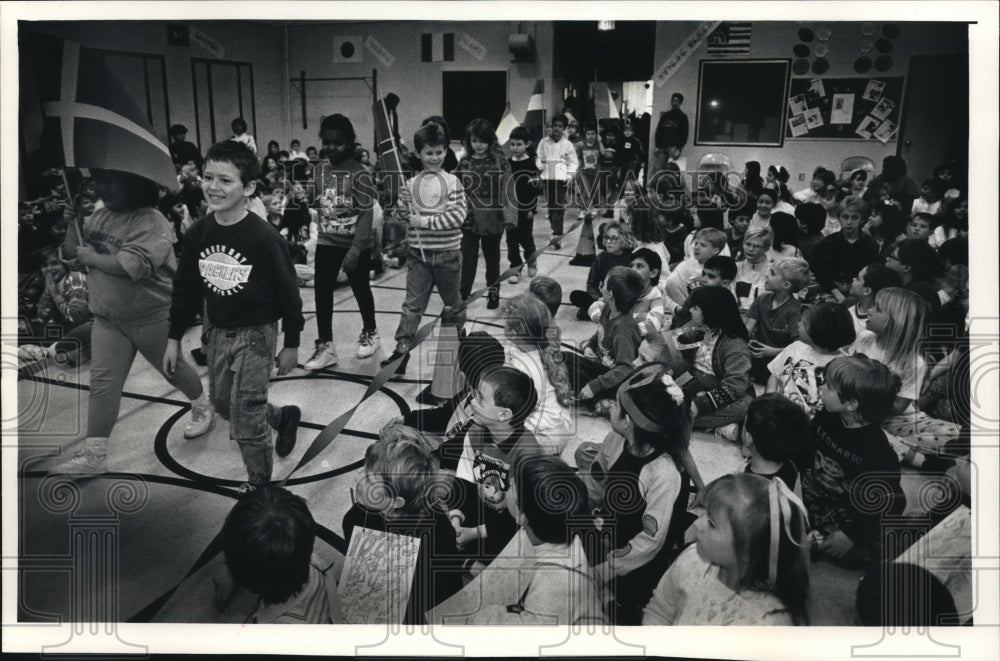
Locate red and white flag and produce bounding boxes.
[522,79,545,144]
[23,33,178,191]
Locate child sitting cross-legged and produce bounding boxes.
[745,257,812,383]
[458,454,607,625]
[575,362,699,624]
[662,227,727,313]
[577,266,645,416]
[341,421,464,624]
[568,221,634,321]
[740,393,811,497]
[643,473,810,625]
[801,355,906,567]
[222,486,339,623]
[447,366,546,563]
[588,247,666,361]
[766,302,857,418]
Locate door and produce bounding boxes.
[442,71,507,140]
[191,59,255,152]
[898,54,968,181]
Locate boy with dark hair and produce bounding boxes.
[506,125,540,281]
[535,114,578,248]
[448,366,545,561]
[741,393,811,496]
[381,122,468,374]
[169,123,203,170]
[222,486,335,623]
[578,266,645,413]
[229,117,257,154]
[589,247,665,338]
[653,93,688,171]
[794,201,827,267]
[166,141,303,492]
[668,255,738,329]
[528,275,562,317]
[803,355,906,566]
[726,197,755,260]
[794,166,836,205]
[847,263,903,335]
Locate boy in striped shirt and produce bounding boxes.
[382,122,468,374]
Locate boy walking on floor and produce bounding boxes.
[381,122,468,374]
[165,141,303,493]
[535,114,578,249]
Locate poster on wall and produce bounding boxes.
[830,93,855,124]
[806,78,826,102]
[862,79,886,102]
[788,93,808,116]
[855,114,881,139]
[788,113,809,137]
[870,96,896,121]
[873,118,899,144]
[804,107,824,129]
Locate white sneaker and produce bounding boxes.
[184,403,215,438]
[508,270,521,284]
[304,340,338,370]
[356,330,380,359]
[18,344,49,363]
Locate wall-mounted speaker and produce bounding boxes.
[509,33,534,63]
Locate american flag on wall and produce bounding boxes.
[706,22,752,55]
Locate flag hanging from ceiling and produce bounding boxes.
[421,33,455,62]
[22,32,178,191]
[372,95,404,206]
[522,79,545,144]
[495,108,521,145]
[706,22,752,55]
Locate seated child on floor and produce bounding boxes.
[662,227,727,312]
[461,454,607,625]
[668,254,736,330]
[643,473,810,625]
[222,486,338,623]
[766,302,856,417]
[575,362,696,625]
[405,329,505,441]
[741,393,811,497]
[568,221,634,320]
[447,366,546,562]
[589,247,665,332]
[801,355,905,567]
[528,275,561,316]
[342,421,463,624]
[577,266,645,414]
[746,258,811,383]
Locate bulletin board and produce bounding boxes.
[784,76,904,142]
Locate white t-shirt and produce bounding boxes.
[768,341,846,416]
[504,343,573,448]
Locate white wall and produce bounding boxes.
[649,21,967,185]
[25,20,289,155]
[284,21,555,152]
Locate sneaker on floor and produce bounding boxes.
[714,423,741,442]
[275,405,301,458]
[380,349,410,375]
[508,269,521,284]
[487,290,500,310]
[356,330,380,359]
[304,340,338,370]
[184,403,215,439]
[593,399,616,418]
[527,264,537,278]
[551,234,562,249]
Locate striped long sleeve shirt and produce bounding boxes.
[397,170,467,253]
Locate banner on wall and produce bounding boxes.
[364,36,395,68]
[458,33,487,61]
[191,27,224,58]
[653,21,721,88]
[333,36,364,63]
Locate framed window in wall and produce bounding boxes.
[695,59,790,147]
[442,71,507,141]
[90,48,171,140]
[191,58,255,150]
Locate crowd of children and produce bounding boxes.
[17,95,973,629]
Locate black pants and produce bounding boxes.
[505,209,537,268]
[314,245,376,341]
[543,179,567,235]
[460,231,502,299]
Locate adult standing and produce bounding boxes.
[653,93,689,173]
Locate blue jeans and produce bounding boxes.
[205,322,284,486]
[394,248,463,352]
